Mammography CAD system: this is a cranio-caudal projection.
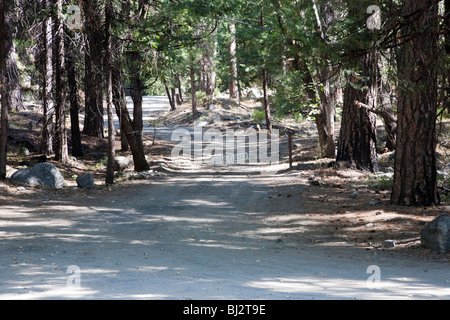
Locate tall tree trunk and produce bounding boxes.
[0,0,9,179]
[228,23,238,99]
[65,28,83,158]
[40,0,54,155]
[82,0,104,138]
[53,0,68,164]
[105,0,115,185]
[129,51,144,142]
[262,68,272,132]
[337,52,379,172]
[190,56,199,117]
[111,63,129,152]
[164,80,177,111]
[175,74,183,104]
[391,0,439,206]
[261,10,272,132]
[112,66,149,172]
[199,25,217,105]
[205,40,217,105]
[312,0,337,158]
[3,0,23,113]
[379,80,397,151]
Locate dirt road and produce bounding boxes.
[0,169,449,300]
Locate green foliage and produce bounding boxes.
[196,91,208,107]
[252,109,266,123]
[365,174,393,191]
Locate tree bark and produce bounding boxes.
[53,0,68,164]
[82,0,104,138]
[228,23,238,100]
[65,28,83,158]
[336,2,380,171]
[105,0,115,185]
[261,10,272,132]
[379,81,397,151]
[40,0,54,155]
[199,25,217,105]
[0,0,9,179]
[312,0,337,158]
[190,56,199,117]
[3,0,23,113]
[111,64,129,152]
[164,80,177,111]
[175,74,183,104]
[262,67,272,132]
[112,56,149,172]
[391,0,439,206]
[337,52,379,173]
[129,51,144,143]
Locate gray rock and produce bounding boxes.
[10,162,66,188]
[113,156,133,171]
[19,146,30,156]
[210,114,222,124]
[195,120,210,128]
[420,213,450,253]
[383,240,396,248]
[76,173,95,189]
[308,175,320,186]
[218,98,239,107]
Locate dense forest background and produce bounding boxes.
[0,0,449,206]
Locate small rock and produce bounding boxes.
[76,173,95,189]
[375,211,383,215]
[383,240,396,248]
[365,223,375,228]
[308,175,320,186]
[113,156,133,171]
[195,120,210,127]
[369,201,377,206]
[351,191,359,198]
[421,213,450,253]
[210,114,222,124]
[19,147,30,156]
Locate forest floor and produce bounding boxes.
[0,95,449,299]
